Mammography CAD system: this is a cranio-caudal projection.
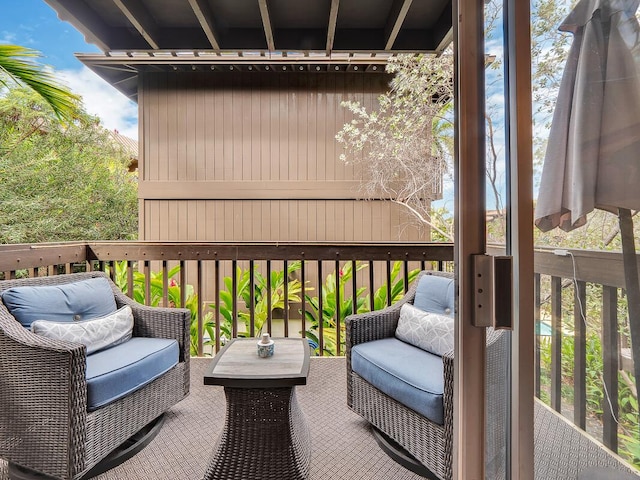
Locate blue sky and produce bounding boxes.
[0,1,139,139]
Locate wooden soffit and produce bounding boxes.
[44,0,453,101]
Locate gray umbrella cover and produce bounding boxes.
[535,0,640,232]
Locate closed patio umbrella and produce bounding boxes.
[535,0,640,397]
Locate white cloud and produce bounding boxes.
[0,32,17,43]
[58,67,139,140]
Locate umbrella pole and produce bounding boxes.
[619,208,640,404]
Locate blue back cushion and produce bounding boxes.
[1,277,118,328]
[413,274,455,316]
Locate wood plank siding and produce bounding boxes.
[142,199,427,241]
[139,71,429,242]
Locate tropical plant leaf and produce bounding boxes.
[0,45,80,122]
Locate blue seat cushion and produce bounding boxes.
[86,337,179,411]
[413,274,455,316]
[1,277,117,328]
[352,337,444,424]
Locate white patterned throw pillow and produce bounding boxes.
[395,303,454,356]
[31,306,134,354]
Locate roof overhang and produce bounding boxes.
[78,52,400,100]
[44,0,453,101]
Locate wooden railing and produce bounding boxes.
[533,246,640,458]
[0,241,454,356]
[1,241,636,457]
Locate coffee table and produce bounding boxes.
[202,337,311,480]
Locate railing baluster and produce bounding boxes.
[551,275,562,413]
[127,260,134,298]
[318,260,323,356]
[574,280,587,429]
[368,261,374,311]
[335,260,341,356]
[179,260,186,308]
[197,260,203,356]
[386,259,392,307]
[301,260,306,343]
[162,260,168,307]
[283,260,289,338]
[602,285,619,452]
[351,260,357,315]
[232,260,238,339]
[214,260,221,353]
[249,260,255,338]
[266,260,272,336]
[534,273,541,399]
[144,260,151,306]
[403,260,409,293]
[106,261,113,280]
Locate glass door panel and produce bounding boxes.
[531,0,640,477]
[485,1,510,478]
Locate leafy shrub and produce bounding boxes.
[110,261,215,356]
[210,262,306,341]
[304,261,420,356]
[303,261,368,356]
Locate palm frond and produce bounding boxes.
[0,45,80,122]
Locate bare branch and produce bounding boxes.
[336,53,454,240]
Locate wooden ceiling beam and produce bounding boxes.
[384,0,413,50]
[258,0,276,51]
[326,0,340,54]
[188,0,221,52]
[432,2,453,53]
[91,63,138,73]
[112,73,137,86]
[113,0,161,50]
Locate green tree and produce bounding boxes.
[0,45,79,122]
[0,87,138,243]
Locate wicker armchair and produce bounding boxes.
[0,272,190,480]
[345,271,508,480]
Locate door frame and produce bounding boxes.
[504,0,534,478]
[453,0,488,477]
[453,0,534,478]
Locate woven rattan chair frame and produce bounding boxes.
[345,271,508,480]
[0,272,190,480]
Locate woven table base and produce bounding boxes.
[202,386,311,480]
